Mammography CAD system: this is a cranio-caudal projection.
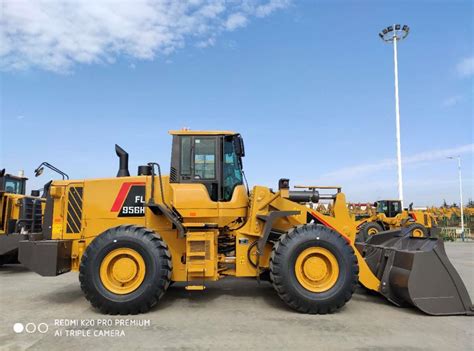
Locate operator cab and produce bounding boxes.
[169,130,245,202]
[0,169,27,195]
[375,200,402,218]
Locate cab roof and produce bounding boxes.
[0,170,27,180]
[169,130,237,136]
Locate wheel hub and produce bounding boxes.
[112,257,138,283]
[368,228,379,235]
[412,228,424,237]
[303,257,327,281]
[100,248,146,295]
[295,247,339,293]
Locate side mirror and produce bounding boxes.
[33,162,69,180]
[234,135,245,157]
[278,178,290,190]
[31,190,40,197]
[373,202,377,207]
[34,166,44,177]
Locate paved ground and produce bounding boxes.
[0,242,473,350]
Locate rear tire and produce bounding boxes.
[79,225,172,315]
[270,224,358,314]
[406,223,429,237]
[356,222,384,242]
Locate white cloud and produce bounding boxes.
[0,0,290,73]
[323,144,474,181]
[403,144,473,163]
[196,36,216,48]
[255,0,290,17]
[225,13,248,30]
[456,56,474,77]
[442,95,463,107]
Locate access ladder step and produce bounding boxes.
[187,252,206,257]
[185,285,206,291]
[187,266,205,273]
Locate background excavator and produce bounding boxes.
[17,131,472,316]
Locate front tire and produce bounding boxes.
[356,222,384,242]
[270,224,358,314]
[79,225,172,315]
[406,223,429,237]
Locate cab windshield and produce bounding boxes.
[376,201,388,214]
[222,137,243,201]
[3,177,24,194]
[377,201,401,217]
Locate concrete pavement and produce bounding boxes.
[0,242,473,350]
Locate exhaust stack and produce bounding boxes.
[115,144,130,177]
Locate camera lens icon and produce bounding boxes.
[13,322,48,334]
[13,323,24,333]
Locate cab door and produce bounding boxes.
[173,135,221,201]
[170,135,219,220]
[190,137,221,201]
[219,136,248,221]
[169,134,247,224]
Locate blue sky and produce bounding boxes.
[1,0,473,206]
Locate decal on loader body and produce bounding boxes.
[110,182,146,217]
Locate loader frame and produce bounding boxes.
[17,130,472,315]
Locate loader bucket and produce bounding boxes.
[356,230,473,316]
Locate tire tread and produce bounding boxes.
[270,224,358,314]
[79,225,172,315]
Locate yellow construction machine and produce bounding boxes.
[356,200,437,241]
[0,169,44,265]
[348,203,375,221]
[18,131,473,315]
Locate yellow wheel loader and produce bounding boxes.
[0,169,44,265]
[356,200,437,242]
[18,131,473,315]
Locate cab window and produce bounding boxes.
[391,201,401,214]
[180,136,192,176]
[222,137,243,201]
[377,201,388,215]
[4,178,23,194]
[194,138,216,180]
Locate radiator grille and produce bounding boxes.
[170,167,178,182]
[17,197,43,233]
[66,187,83,234]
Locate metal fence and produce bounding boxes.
[440,227,472,241]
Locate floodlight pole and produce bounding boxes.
[448,156,465,241]
[392,34,404,209]
[379,24,409,209]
